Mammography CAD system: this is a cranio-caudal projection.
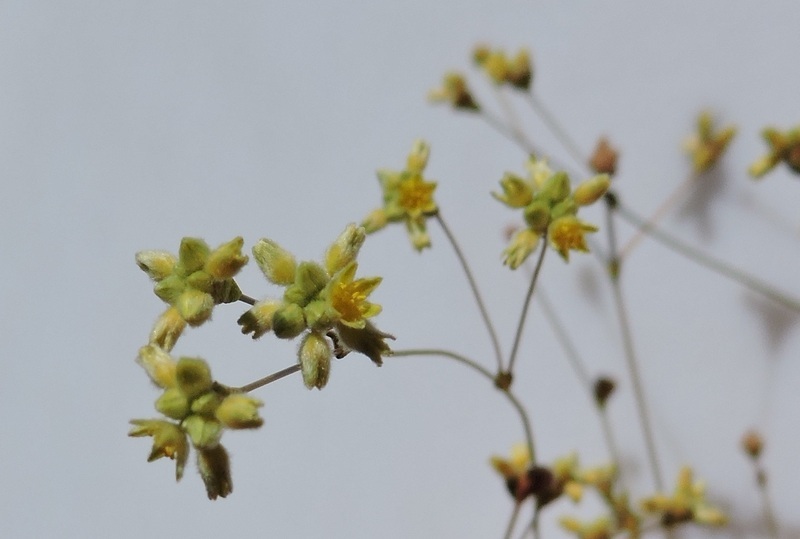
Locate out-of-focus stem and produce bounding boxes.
[525,92,587,171]
[507,241,548,375]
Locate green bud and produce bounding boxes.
[155,387,191,420]
[523,201,550,233]
[154,274,186,305]
[304,299,337,331]
[324,223,366,276]
[177,237,210,275]
[191,391,224,417]
[252,238,297,285]
[299,331,332,389]
[136,250,177,281]
[238,299,283,339]
[550,198,578,220]
[492,172,533,208]
[272,303,307,339]
[406,139,430,174]
[361,208,388,234]
[182,414,223,449]
[185,270,214,293]
[197,445,232,500]
[211,278,242,304]
[175,289,214,326]
[284,262,329,306]
[573,174,611,206]
[175,357,213,399]
[205,237,248,280]
[540,171,571,203]
[215,394,264,429]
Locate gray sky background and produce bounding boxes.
[2,2,800,537]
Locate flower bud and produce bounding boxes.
[177,237,210,275]
[589,138,618,175]
[154,274,186,305]
[252,238,297,285]
[210,278,242,304]
[325,223,366,276]
[507,49,532,90]
[175,289,214,326]
[550,198,579,221]
[137,344,177,388]
[155,387,191,420]
[299,331,332,389]
[215,394,264,429]
[540,171,571,203]
[197,445,232,500]
[406,139,430,174]
[304,299,337,331]
[573,174,611,206]
[741,430,764,459]
[175,357,213,399]
[483,51,509,84]
[361,208,388,233]
[272,303,307,339]
[523,201,550,232]
[185,270,213,293]
[502,228,540,270]
[182,414,223,449]
[238,298,283,339]
[191,391,224,417]
[149,306,187,352]
[493,172,533,208]
[283,262,329,306]
[136,250,177,281]
[129,419,189,480]
[205,236,248,280]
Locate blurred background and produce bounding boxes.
[2,1,799,537]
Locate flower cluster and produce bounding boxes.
[238,224,393,388]
[640,467,726,527]
[683,111,737,173]
[749,125,800,178]
[472,44,533,90]
[494,157,610,267]
[362,140,439,251]
[130,348,263,499]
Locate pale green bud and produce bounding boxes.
[283,262,329,306]
[136,250,177,281]
[191,391,224,417]
[129,419,189,480]
[492,172,533,208]
[550,198,578,220]
[272,303,307,339]
[238,298,283,339]
[175,357,213,399]
[185,270,213,293]
[325,223,366,276]
[175,289,214,326]
[155,387,190,420]
[252,238,297,285]
[299,331,332,389]
[573,174,610,206]
[304,299,338,331]
[540,171,571,203]
[361,208,388,234]
[205,236,248,280]
[154,274,185,304]
[182,414,223,449]
[215,394,264,429]
[149,306,187,352]
[406,139,430,174]
[210,278,242,304]
[137,344,177,388]
[197,445,232,500]
[177,237,210,275]
[523,201,550,232]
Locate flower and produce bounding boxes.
[559,516,612,539]
[129,419,189,480]
[473,45,533,90]
[548,216,598,261]
[640,466,727,527]
[683,111,737,173]
[428,72,480,111]
[749,125,800,178]
[363,140,439,251]
[326,262,382,329]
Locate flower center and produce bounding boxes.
[398,176,435,214]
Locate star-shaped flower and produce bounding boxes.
[749,125,800,179]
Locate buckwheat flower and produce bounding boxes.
[428,72,480,111]
[326,261,382,329]
[548,216,598,262]
[502,228,540,269]
[363,140,439,251]
[559,516,612,539]
[683,111,737,173]
[129,419,189,480]
[215,394,264,429]
[641,466,727,527]
[473,45,532,90]
[749,125,800,178]
[137,344,178,388]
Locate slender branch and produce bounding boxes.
[435,212,504,372]
[480,108,536,156]
[503,502,522,539]
[392,348,536,462]
[605,200,664,491]
[235,363,301,393]
[615,201,800,313]
[525,92,587,171]
[507,240,548,375]
[753,464,780,538]
[238,294,257,306]
[494,86,537,154]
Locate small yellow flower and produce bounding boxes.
[327,262,382,329]
[640,466,727,527]
[502,228,540,270]
[490,442,531,480]
[559,516,612,539]
[749,125,800,178]
[129,419,189,480]
[428,72,480,111]
[684,111,737,173]
[548,216,598,261]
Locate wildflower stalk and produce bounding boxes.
[480,108,536,156]
[750,462,780,538]
[605,198,664,491]
[615,201,800,313]
[524,92,586,170]
[435,212,505,372]
[493,87,537,155]
[392,348,536,462]
[507,240,548,376]
[230,364,301,393]
[502,502,522,539]
[238,294,257,306]
[619,171,699,259]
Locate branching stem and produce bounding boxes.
[507,240,548,376]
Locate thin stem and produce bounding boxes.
[392,348,536,462]
[235,364,301,393]
[480,108,536,155]
[616,201,800,313]
[605,201,664,491]
[503,502,522,539]
[619,171,698,260]
[435,212,504,372]
[753,464,780,538]
[238,294,257,306]
[507,240,548,375]
[525,92,587,171]
[494,86,537,155]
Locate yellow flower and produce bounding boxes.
[428,72,480,111]
[683,111,737,173]
[327,262,382,329]
[490,442,531,480]
[129,419,189,480]
[559,516,612,539]
[548,216,598,261]
[749,125,800,178]
[640,466,727,527]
